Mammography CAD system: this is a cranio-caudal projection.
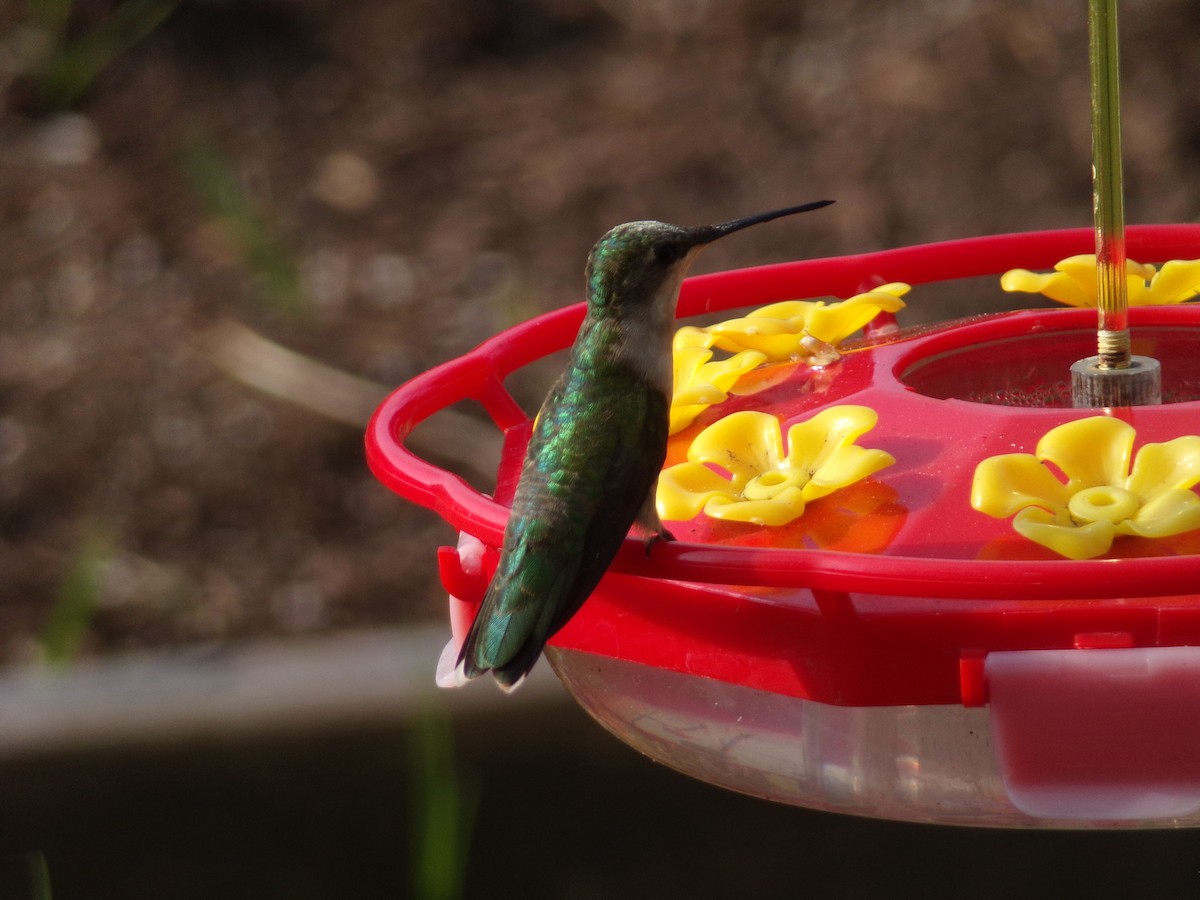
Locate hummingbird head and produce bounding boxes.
[579,200,833,391]
[583,200,834,317]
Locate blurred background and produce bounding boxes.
[3,0,1200,896]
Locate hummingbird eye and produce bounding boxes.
[653,242,686,264]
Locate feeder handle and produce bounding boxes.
[366,303,587,544]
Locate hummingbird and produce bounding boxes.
[448,200,834,690]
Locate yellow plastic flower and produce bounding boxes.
[971,416,1200,560]
[672,326,715,352]
[670,344,767,434]
[704,284,910,361]
[657,406,896,526]
[1000,255,1200,307]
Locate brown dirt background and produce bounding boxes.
[3,0,1200,664]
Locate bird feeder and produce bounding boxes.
[368,0,1200,828]
[367,223,1200,828]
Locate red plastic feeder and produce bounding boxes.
[367,225,1200,827]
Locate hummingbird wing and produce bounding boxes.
[457,374,669,689]
[548,383,670,635]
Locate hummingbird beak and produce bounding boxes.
[704,199,835,243]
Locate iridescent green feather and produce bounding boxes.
[458,321,668,687]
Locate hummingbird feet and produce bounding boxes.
[643,527,675,557]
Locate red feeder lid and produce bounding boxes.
[366,226,1200,708]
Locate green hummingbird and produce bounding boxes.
[449,200,834,690]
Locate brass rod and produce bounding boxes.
[1089,0,1130,369]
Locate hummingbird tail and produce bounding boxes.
[490,644,541,692]
[454,537,576,689]
[455,589,554,691]
[455,629,542,691]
